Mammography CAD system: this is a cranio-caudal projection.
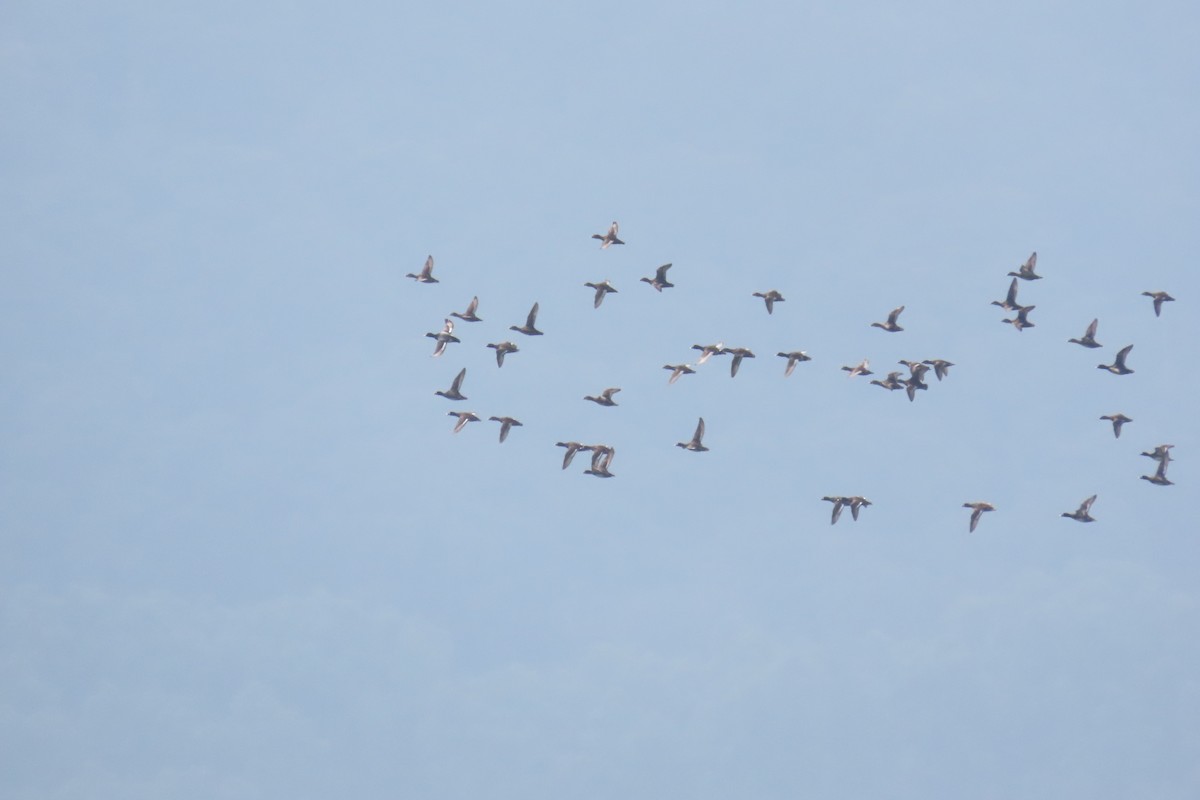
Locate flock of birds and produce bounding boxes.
[408,222,1178,531]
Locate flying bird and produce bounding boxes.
[1008,251,1042,280]
[778,350,812,376]
[870,371,905,391]
[488,416,522,443]
[1097,344,1134,375]
[723,347,755,377]
[509,302,543,336]
[434,367,467,401]
[426,319,461,356]
[584,445,616,477]
[584,280,618,308]
[691,342,726,365]
[663,364,696,384]
[1141,444,1174,463]
[870,305,905,332]
[640,263,674,291]
[991,278,1022,311]
[822,496,847,525]
[406,255,438,283]
[963,501,995,532]
[752,290,785,314]
[486,340,519,367]
[676,417,709,452]
[450,296,482,322]
[842,359,872,378]
[591,221,624,249]
[555,441,589,470]
[1001,305,1036,331]
[1141,291,1175,317]
[584,387,621,406]
[1140,460,1174,486]
[1099,413,1132,438]
[446,410,480,433]
[922,359,954,381]
[1061,494,1097,522]
[1068,318,1102,348]
[845,496,872,520]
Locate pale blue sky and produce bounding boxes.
[2,1,1198,798]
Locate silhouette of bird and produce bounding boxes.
[871,305,905,332]
[991,278,1022,311]
[845,496,872,520]
[486,341,519,367]
[1141,460,1174,486]
[488,416,522,443]
[591,221,624,249]
[584,446,616,477]
[752,290,785,314]
[584,387,621,406]
[406,255,438,283]
[450,296,482,322]
[723,347,755,377]
[435,367,467,401]
[822,496,847,525]
[1141,444,1174,463]
[1061,494,1097,522]
[426,319,460,356]
[509,302,543,335]
[1068,318,1101,348]
[640,263,674,291]
[663,364,696,384]
[870,371,905,391]
[447,410,480,433]
[1099,413,1132,438]
[1008,251,1042,280]
[963,501,995,532]
[1001,305,1036,331]
[1141,291,1175,317]
[691,342,726,365]
[584,280,618,308]
[1098,344,1134,375]
[555,441,589,470]
[922,359,954,381]
[778,350,812,376]
[842,359,872,378]
[676,417,709,452]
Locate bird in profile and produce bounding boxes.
[1099,413,1132,438]
[584,280,618,308]
[426,319,461,356]
[555,441,589,470]
[1061,494,1097,522]
[871,305,905,332]
[509,302,543,335]
[842,359,873,378]
[1068,318,1101,348]
[723,347,755,377]
[406,255,439,283]
[1142,291,1175,317]
[640,263,674,291]
[778,350,812,376]
[450,296,482,322]
[1141,460,1174,486]
[591,221,624,249]
[870,371,905,391]
[822,496,847,524]
[963,501,995,532]
[991,278,1022,311]
[447,410,480,433]
[1098,344,1134,375]
[1008,251,1042,280]
[676,417,709,452]
[922,359,954,381]
[845,496,872,520]
[584,445,616,477]
[1141,444,1174,463]
[488,416,522,443]
[434,367,467,401]
[486,340,519,367]
[752,290,785,314]
[584,387,621,406]
[691,342,726,365]
[663,363,696,384]
[1001,305,1036,331]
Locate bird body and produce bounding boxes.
[406,255,438,283]
[676,417,709,451]
[1062,494,1097,522]
[663,364,696,384]
[723,347,755,377]
[488,416,522,442]
[435,367,468,401]
[871,305,905,332]
[486,341,519,367]
[1099,413,1132,438]
[963,501,995,532]
[447,411,480,433]
[591,221,624,249]
[778,351,812,376]
[1098,344,1134,375]
[641,263,674,291]
[584,280,618,308]
[1008,251,1042,280]
[753,290,785,314]
[1002,305,1036,331]
[1068,318,1101,348]
[509,302,543,336]
[584,387,621,406]
[1142,291,1175,317]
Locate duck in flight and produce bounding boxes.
[406,255,438,283]
[584,280,618,308]
[1098,344,1134,375]
[1008,251,1042,280]
[450,295,482,322]
[778,350,812,377]
[676,417,709,452]
[591,221,625,249]
[1068,318,1101,348]
[752,289,785,315]
[488,416,522,443]
[1001,305,1036,331]
[963,501,995,532]
[584,387,621,406]
[1142,290,1175,317]
[486,340,519,367]
[435,367,467,401]
[922,359,954,381]
[871,305,905,332]
[509,302,543,336]
[663,364,696,384]
[447,410,480,433]
[991,278,1022,311]
[426,319,460,357]
[723,347,755,377]
[1141,460,1174,486]
[1061,494,1097,522]
[1099,413,1132,438]
[640,263,674,291]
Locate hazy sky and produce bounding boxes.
[3,1,1198,798]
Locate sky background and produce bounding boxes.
[2,1,1199,797]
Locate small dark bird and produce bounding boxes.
[870,371,905,391]
[591,221,625,249]
[486,341,519,367]
[509,302,543,336]
[1141,444,1174,463]
[584,280,618,308]
[1141,460,1174,486]
[1061,494,1097,522]
[691,342,726,365]
[1068,318,1102,348]
[991,278,1022,311]
[584,387,621,406]
[426,319,461,357]
[488,416,522,443]
[584,446,616,478]
[447,410,480,433]
[406,255,438,283]
[723,347,755,377]
[450,296,482,322]
[822,496,847,525]
[963,501,995,532]
[640,263,674,291]
[778,350,812,377]
[922,359,954,381]
[1008,251,1042,280]
[663,364,696,384]
[842,359,873,378]
[676,417,709,452]
[752,290,785,314]
[435,367,467,401]
[845,496,872,520]
[1001,305,1036,331]
[1099,413,1132,438]
[555,441,589,470]
[1098,344,1134,375]
[1142,291,1175,317]
[871,305,905,332]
